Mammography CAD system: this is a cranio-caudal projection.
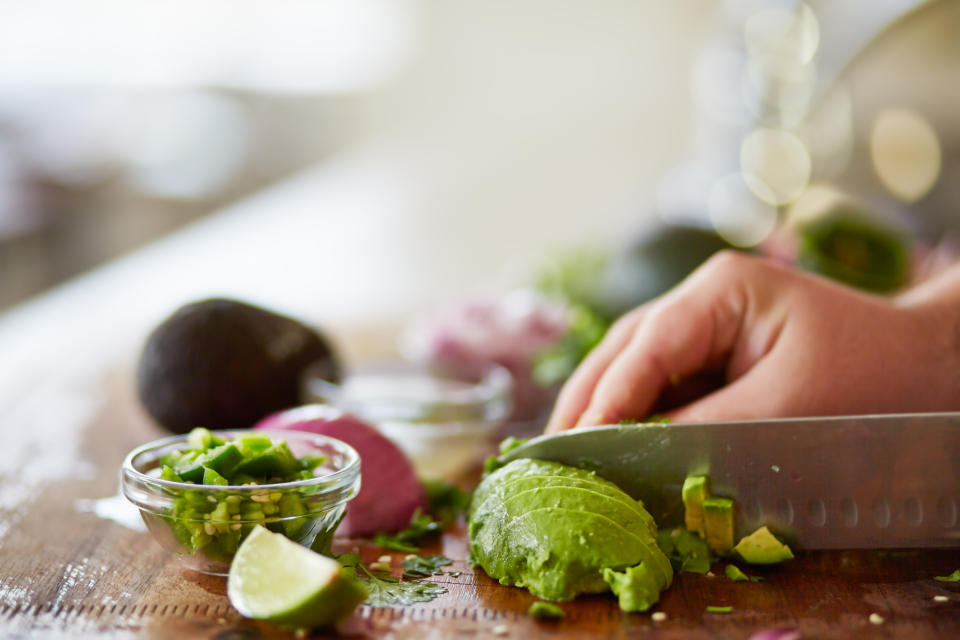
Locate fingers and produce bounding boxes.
[667,356,788,422]
[544,306,646,433]
[570,251,761,428]
[577,284,745,426]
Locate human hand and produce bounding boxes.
[546,251,960,432]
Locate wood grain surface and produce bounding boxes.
[1,365,959,639]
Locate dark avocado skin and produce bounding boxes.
[137,298,340,433]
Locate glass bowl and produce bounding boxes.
[120,429,360,575]
[303,362,513,478]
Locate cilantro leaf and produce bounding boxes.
[658,527,714,574]
[360,564,448,607]
[401,554,453,579]
[423,479,470,526]
[373,509,442,552]
[338,553,449,607]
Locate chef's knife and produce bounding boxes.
[498,412,960,549]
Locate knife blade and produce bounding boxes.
[498,412,960,549]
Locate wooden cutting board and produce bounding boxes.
[1,366,959,639]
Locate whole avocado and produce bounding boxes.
[137,298,340,433]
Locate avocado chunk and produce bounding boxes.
[468,458,672,608]
[733,526,794,564]
[137,298,340,433]
[702,497,734,555]
[682,475,709,538]
[602,562,662,612]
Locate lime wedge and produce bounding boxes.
[227,526,366,629]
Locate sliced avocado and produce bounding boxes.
[476,475,657,537]
[733,526,794,564]
[469,459,672,606]
[682,476,709,538]
[702,497,734,555]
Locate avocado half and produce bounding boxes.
[137,298,340,433]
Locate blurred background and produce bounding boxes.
[0,0,958,362]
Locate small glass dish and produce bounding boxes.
[120,430,359,576]
[303,362,513,478]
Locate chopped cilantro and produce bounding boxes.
[335,552,362,567]
[373,509,442,552]
[423,478,470,526]
[706,606,732,613]
[934,569,960,582]
[401,554,453,579]
[658,527,713,574]
[528,601,565,620]
[360,565,448,607]
[531,302,609,387]
[337,552,449,607]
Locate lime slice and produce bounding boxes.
[227,526,366,629]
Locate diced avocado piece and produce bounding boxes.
[233,442,299,477]
[682,475,709,537]
[602,563,662,612]
[702,497,734,555]
[724,564,750,581]
[203,466,229,486]
[733,526,794,564]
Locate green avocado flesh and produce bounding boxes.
[468,459,672,610]
[733,526,794,564]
